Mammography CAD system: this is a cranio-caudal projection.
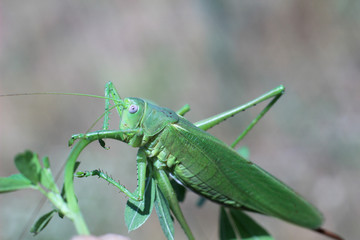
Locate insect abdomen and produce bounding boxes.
[154,117,323,229]
[173,161,242,207]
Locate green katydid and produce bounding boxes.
[0,82,343,240]
[66,82,342,240]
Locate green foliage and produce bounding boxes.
[220,207,237,240]
[125,176,156,231]
[228,208,273,240]
[220,207,274,240]
[170,178,186,202]
[14,151,42,184]
[30,210,57,235]
[154,185,175,240]
[0,148,279,240]
[0,150,84,236]
[0,174,34,192]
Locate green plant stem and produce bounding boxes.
[64,130,128,235]
[64,138,92,235]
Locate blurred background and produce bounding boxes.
[0,1,358,240]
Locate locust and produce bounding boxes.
[0,82,343,240]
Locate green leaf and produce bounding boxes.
[219,207,237,240]
[170,178,186,202]
[30,209,57,235]
[42,156,50,169]
[125,176,156,231]
[196,197,207,207]
[0,174,35,192]
[40,168,59,193]
[14,151,41,184]
[154,185,174,240]
[230,208,274,240]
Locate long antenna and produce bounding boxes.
[0,92,112,100]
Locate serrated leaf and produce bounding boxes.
[219,207,237,240]
[125,176,155,231]
[154,185,174,240]
[14,151,41,184]
[0,174,34,192]
[230,208,274,240]
[30,209,57,235]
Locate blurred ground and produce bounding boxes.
[0,1,359,240]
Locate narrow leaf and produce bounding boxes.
[14,151,41,184]
[219,207,236,240]
[30,209,57,235]
[125,176,156,231]
[154,185,174,240]
[42,156,50,169]
[230,208,274,240]
[170,178,186,202]
[0,174,34,192]
[196,197,207,207]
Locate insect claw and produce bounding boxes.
[68,138,75,147]
[75,171,91,178]
[68,133,86,146]
[75,171,85,177]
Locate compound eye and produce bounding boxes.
[128,104,138,114]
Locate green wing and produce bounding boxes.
[162,117,323,229]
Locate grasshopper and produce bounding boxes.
[0,82,343,240]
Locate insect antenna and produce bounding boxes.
[0,92,113,100]
[84,104,119,134]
